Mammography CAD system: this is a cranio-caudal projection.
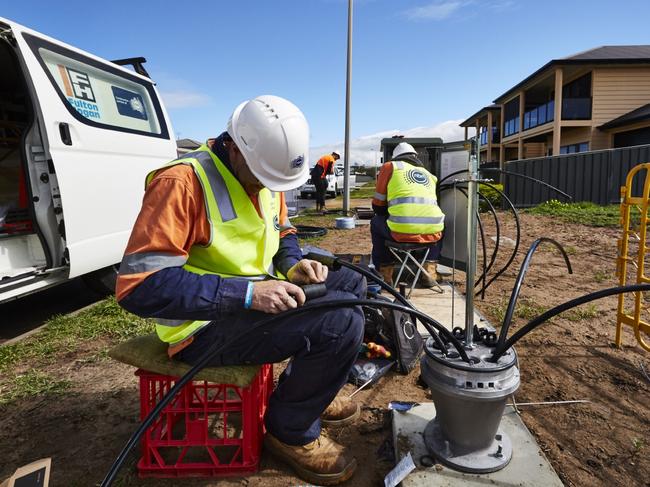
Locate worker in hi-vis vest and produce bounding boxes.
[117,96,363,485]
[310,151,339,213]
[371,142,445,286]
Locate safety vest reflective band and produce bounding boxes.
[143,145,281,344]
[386,160,445,235]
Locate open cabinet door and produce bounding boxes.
[10,21,177,277]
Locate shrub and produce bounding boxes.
[479,183,504,212]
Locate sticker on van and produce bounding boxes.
[56,64,101,119]
[111,86,148,120]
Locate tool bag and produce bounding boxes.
[363,294,424,374]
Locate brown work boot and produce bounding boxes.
[379,264,394,286]
[419,261,439,287]
[264,433,357,485]
[322,395,360,427]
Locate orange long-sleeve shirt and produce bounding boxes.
[315,154,335,179]
[116,164,296,301]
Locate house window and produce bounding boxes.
[562,73,592,120]
[503,97,520,137]
[613,127,650,148]
[560,142,589,154]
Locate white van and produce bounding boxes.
[0,18,177,303]
[300,163,356,199]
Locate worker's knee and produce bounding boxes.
[326,266,367,298]
[320,300,364,355]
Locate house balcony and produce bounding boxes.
[479,128,500,146]
[561,97,592,121]
[523,100,554,131]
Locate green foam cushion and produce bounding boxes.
[108,333,262,387]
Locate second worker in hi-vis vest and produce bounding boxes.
[116,96,364,486]
[371,142,445,286]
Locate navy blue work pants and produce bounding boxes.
[177,267,366,446]
[370,214,442,269]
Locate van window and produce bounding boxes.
[23,33,169,139]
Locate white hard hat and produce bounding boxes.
[227,95,310,191]
[392,142,417,159]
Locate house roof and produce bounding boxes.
[176,138,202,149]
[494,45,650,103]
[460,104,500,127]
[599,103,650,130]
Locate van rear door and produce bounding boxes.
[10,21,177,277]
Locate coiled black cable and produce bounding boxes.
[100,298,469,486]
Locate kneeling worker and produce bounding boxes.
[117,96,365,485]
[371,142,445,286]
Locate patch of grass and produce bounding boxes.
[515,297,548,320]
[525,200,633,227]
[561,304,600,322]
[0,297,153,372]
[0,369,72,404]
[298,235,326,246]
[594,270,610,283]
[291,213,336,227]
[487,297,548,324]
[632,437,645,454]
[350,182,375,199]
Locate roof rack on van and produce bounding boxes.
[110,57,150,78]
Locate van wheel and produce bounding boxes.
[300,192,308,199]
[82,264,119,295]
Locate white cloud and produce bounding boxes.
[160,90,211,109]
[403,0,514,22]
[404,1,465,21]
[310,120,473,167]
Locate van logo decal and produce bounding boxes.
[112,86,149,120]
[61,66,96,102]
[57,64,101,119]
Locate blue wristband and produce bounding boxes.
[244,281,254,309]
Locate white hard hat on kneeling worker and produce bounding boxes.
[228,95,310,192]
[392,142,417,160]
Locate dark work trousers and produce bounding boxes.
[370,214,442,269]
[314,177,328,207]
[177,266,366,446]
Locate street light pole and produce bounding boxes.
[343,0,353,213]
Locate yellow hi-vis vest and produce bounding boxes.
[145,145,281,344]
[386,160,445,235]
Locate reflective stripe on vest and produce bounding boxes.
[386,160,445,235]
[119,251,188,275]
[145,146,281,344]
[388,196,437,207]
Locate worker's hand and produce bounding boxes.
[251,280,306,314]
[286,259,329,285]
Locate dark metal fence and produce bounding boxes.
[503,144,650,207]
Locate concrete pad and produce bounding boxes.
[407,284,490,334]
[392,403,563,487]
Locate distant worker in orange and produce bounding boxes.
[310,151,340,213]
[371,142,445,287]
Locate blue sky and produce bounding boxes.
[4,0,650,163]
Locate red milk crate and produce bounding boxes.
[136,364,273,478]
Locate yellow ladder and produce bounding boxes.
[616,163,650,351]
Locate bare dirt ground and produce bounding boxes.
[1,205,649,486]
